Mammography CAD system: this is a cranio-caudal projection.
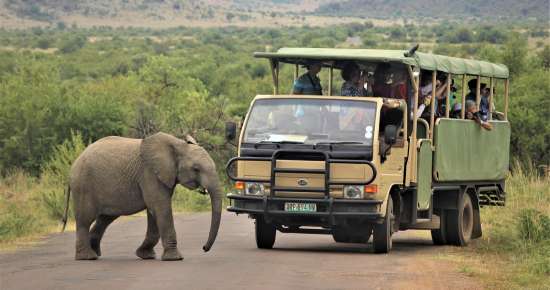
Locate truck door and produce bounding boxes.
[416,139,432,210]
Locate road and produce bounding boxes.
[0,212,480,290]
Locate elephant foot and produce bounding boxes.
[75,248,98,260]
[136,247,156,260]
[161,248,183,261]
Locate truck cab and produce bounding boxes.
[226,47,511,253]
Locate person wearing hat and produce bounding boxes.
[292,61,323,95]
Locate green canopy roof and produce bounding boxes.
[254,47,509,79]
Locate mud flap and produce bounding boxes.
[471,195,482,239]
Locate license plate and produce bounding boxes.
[284,202,317,212]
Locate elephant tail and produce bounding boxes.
[61,184,71,232]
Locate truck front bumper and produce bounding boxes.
[227,193,384,225]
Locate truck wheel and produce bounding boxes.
[373,196,393,253]
[431,208,447,245]
[446,193,473,246]
[255,216,276,249]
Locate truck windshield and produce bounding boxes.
[243,98,377,146]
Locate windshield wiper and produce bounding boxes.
[258,140,305,144]
[315,141,364,145]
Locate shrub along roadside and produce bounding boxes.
[446,164,550,289]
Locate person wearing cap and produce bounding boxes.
[292,61,323,95]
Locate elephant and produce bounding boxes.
[62,132,222,261]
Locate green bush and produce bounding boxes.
[518,209,550,244]
[476,164,550,286]
[0,197,43,242]
[41,131,86,186]
[38,132,85,221]
[58,35,86,54]
[172,186,211,212]
[39,189,68,221]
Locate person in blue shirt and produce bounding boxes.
[292,61,323,95]
[466,79,490,121]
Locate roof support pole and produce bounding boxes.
[445,73,451,118]
[328,66,333,96]
[269,59,279,95]
[504,78,509,120]
[430,71,436,140]
[476,75,481,110]
[410,66,420,182]
[461,75,466,119]
[294,64,299,81]
[488,77,494,120]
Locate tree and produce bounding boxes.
[501,35,528,76]
[538,45,550,70]
[59,35,87,54]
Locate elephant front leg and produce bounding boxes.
[150,202,183,261]
[136,210,160,259]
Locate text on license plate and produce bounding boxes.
[284,202,317,212]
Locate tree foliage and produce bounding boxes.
[0,23,548,176]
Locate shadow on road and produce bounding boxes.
[269,238,438,255]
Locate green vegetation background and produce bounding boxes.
[0,22,548,289]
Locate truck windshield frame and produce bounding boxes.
[243,98,377,146]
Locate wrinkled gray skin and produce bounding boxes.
[68,132,222,261]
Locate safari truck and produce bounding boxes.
[225,47,510,253]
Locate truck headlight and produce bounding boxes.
[245,182,265,196]
[344,185,364,199]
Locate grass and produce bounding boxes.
[441,163,550,290]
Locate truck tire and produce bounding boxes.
[373,196,393,253]
[255,216,276,249]
[446,193,473,246]
[431,208,447,245]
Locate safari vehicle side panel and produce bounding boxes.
[433,119,511,182]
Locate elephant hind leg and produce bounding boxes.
[90,215,119,257]
[75,215,98,260]
[136,210,160,260]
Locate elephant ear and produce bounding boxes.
[140,132,181,188]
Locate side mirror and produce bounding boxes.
[225,121,237,141]
[384,125,398,145]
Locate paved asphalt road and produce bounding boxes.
[0,212,480,290]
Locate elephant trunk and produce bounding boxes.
[202,187,222,252]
